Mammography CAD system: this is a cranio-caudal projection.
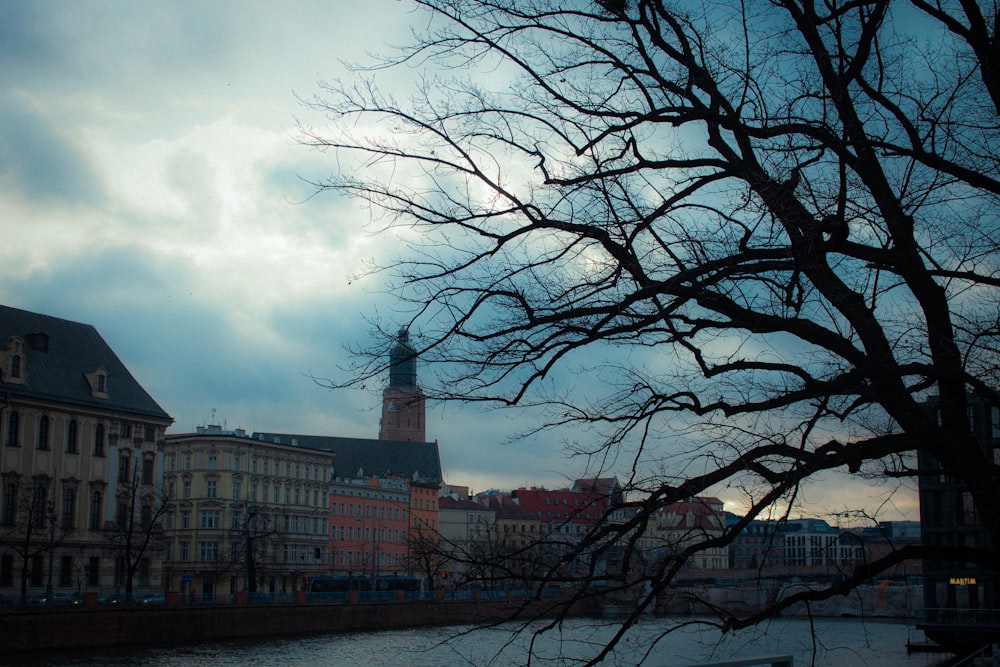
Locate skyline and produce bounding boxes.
[0,1,918,520]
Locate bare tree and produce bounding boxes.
[105,461,169,602]
[302,0,1000,662]
[0,474,65,606]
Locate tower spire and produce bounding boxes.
[378,327,426,441]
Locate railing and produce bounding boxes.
[916,608,1000,628]
[2,586,572,609]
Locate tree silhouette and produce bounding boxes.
[104,461,169,602]
[0,475,65,606]
[303,0,1000,661]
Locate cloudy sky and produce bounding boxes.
[0,1,917,520]
[0,0,579,493]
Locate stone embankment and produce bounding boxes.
[0,595,599,654]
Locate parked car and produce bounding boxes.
[139,592,166,605]
[32,592,75,607]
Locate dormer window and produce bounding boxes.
[85,368,109,399]
[2,337,26,385]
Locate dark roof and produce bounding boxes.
[0,304,171,422]
[252,432,442,484]
[440,496,492,512]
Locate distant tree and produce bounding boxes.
[0,475,65,606]
[237,507,284,594]
[303,0,1000,662]
[408,526,442,591]
[104,460,169,602]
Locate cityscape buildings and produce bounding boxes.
[3,301,992,657]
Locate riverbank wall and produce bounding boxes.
[0,595,599,654]
[656,583,922,619]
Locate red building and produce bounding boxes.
[329,477,410,581]
[511,487,605,541]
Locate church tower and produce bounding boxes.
[379,328,426,441]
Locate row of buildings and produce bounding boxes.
[0,304,993,625]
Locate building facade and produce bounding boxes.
[162,428,332,599]
[328,476,410,584]
[0,305,173,603]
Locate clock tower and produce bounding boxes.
[379,328,426,441]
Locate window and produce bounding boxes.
[233,481,241,500]
[121,423,131,438]
[144,426,154,441]
[198,541,219,562]
[61,487,76,529]
[140,504,151,529]
[199,510,220,529]
[142,458,154,485]
[32,485,48,528]
[30,555,42,586]
[180,542,190,561]
[208,455,217,470]
[234,455,241,471]
[206,480,217,499]
[5,410,19,447]
[94,424,105,457]
[2,482,17,525]
[138,558,150,587]
[183,480,191,499]
[66,419,78,453]
[1,554,13,586]
[10,355,20,379]
[59,556,72,586]
[89,490,102,529]
[181,510,191,529]
[87,556,99,585]
[118,455,130,482]
[36,416,50,450]
[294,488,300,505]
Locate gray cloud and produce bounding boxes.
[0,99,103,204]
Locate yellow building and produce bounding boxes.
[0,305,173,603]
[162,427,333,600]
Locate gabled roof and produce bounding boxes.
[252,432,442,484]
[572,476,622,502]
[0,304,171,422]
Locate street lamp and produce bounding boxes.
[45,497,56,596]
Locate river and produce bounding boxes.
[3,616,949,666]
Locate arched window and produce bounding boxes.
[37,416,49,451]
[10,354,20,379]
[5,411,19,447]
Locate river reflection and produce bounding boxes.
[5,616,949,667]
